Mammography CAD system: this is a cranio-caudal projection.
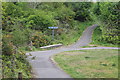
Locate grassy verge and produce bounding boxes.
[53,49,118,78]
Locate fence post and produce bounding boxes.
[18,72,22,80]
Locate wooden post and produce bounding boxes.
[18,72,22,80]
[11,55,15,77]
[2,64,4,78]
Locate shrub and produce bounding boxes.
[12,29,29,47]
[2,53,32,78]
[26,10,56,31]
[31,31,52,48]
[2,34,15,55]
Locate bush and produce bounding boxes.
[12,29,29,47]
[54,5,75,22]
[31,31,52,48]
[90,2,119,45]
[2,53,32,78]
[26,10,56,31]
[2,34,15,55]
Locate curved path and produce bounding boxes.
[26,24,119,78]
[70,24,98,48]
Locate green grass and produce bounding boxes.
[53,49,118,78]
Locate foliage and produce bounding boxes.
[2,2,33,18]
[54,5,75,22]
[37,2,64,11]
[2,2,119,46]
[65,2,93,22]
[2,2,119,78]
[2,53,32,78]
[54,21,93,45]
[37,3,75,22]
[2,34,15,55]
[2,16,15,32]
[12,29,29,47]
[31,31,52,48]
[91,26,118,47]
[99,2,119,45]
[90,2,120,45]
[26,11,56,30]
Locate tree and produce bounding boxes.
[90,2,120,44]
[26,10,56,31]
[65,2,93,22]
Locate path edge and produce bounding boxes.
[49,55,72,78]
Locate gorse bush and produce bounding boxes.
[31,31,52,48]
[90,2,119,45]
[99,2,119,45]
[2,53,32,78]
[12,29,29,47]
[2,42,15,55]
[2,34,15,55]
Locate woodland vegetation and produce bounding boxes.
[1,2,119,78]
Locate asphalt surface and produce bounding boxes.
[69,24,98,48]
[26,24,119,78]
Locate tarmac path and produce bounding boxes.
[26,24,119,78]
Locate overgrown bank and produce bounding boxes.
[91,27,118,47]
[2,53,32,78]
[90,2,119,46]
